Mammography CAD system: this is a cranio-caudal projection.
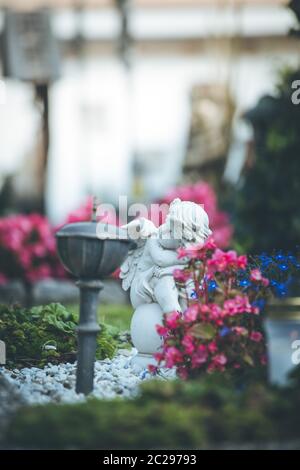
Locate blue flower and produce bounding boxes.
[239,279,251,288]
[190,290,198,299]
[278,263,288,272]
[275,283,288,298]
[220,327,231,337]
[208,280,217,292]
[259,254,272,268]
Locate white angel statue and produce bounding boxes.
[120,198,212,315]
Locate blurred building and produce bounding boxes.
[0,0,298,222]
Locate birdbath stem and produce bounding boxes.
[76,279,103,395]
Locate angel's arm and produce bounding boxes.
[148,239,187,267]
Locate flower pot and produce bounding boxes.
[265,297,300,385]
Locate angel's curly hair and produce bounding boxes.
[165,198,212,244]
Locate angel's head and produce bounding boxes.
[159,198,212,249]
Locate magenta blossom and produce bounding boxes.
[151,242,268,379]
[250,331,263,342]
[173,268,191,283]
[184,305,199,322]
[164,347,183,368]
[165,311,181,329]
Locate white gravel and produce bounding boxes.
[0,349,158,406]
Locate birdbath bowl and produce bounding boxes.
[56,220,133,395]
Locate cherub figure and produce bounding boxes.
[120,198,212,314]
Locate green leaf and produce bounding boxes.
[243,354,254,366]
[190,323,216,340]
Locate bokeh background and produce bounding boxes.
[0,0,300,289]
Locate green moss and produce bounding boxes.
[0,303,118,368]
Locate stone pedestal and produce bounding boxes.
[130,303,164,370]
[76,279,103,395]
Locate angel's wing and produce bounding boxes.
[119,218,158,291]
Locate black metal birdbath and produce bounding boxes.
[56,202,133,395]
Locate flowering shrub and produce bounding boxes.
[0,214,65,285]
[152,239,269,379]
[157,182,233,248]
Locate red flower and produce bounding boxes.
[148,364,158,374]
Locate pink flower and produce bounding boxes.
[18,251,32,269]
[203,237,217,251]
[159,182,233,248]
[31,243,47,258]
[250,269,262,281]
[232,326,248,336]
[208,353,228,372]
[223,299,239,316]
[237,255,248,269]
[165,311,181,329]
[164,347,183,368]
[250,331,263,342]
[250,269,269,286]
[213,353,227,366]
[191,345,208,368]
[208,341,218,353]
[234,295,252,313]
[182,334,195,354]
[184,305,199,322]
[177,243,205,260]
[209,303,223,320]
[223,295,252,317]
[208,249,247,274]
[156,325,169,337]
[199,304,211,316]
[173,268,190,283]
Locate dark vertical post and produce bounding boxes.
[35,83,50,215]
[76,279,103,395]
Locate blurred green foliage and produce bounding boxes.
[4,367,300,449]
[233,68,300,253]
